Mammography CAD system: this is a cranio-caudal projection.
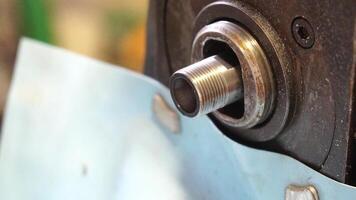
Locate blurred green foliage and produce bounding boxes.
[18,0,53,43]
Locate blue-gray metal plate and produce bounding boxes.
[0,39,355,199]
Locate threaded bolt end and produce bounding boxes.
[170,55,243,117]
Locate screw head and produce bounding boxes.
[292,17,315,49]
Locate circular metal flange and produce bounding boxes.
[193,1,295,142]
[192,21,275,128]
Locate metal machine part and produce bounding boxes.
[170,20,275,128]
[145,0,356,184]
[170,55,243,117]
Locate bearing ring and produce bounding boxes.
[191,21,275,128]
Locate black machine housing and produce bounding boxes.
[144,0,356,185]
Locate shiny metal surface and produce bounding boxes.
[285,185,319,200]
[170,55,242,117]
[152,94,181,133]
[192,21,275,128]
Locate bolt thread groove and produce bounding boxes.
[170,55,242,116]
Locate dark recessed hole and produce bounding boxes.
[297,25,309,39]
[171,77,197,115]
[218,99,244,119]
[203,39,244,119]
[203,39,239,67]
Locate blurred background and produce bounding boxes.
[0,0,148,125]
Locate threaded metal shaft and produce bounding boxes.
[170,55,243,117]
